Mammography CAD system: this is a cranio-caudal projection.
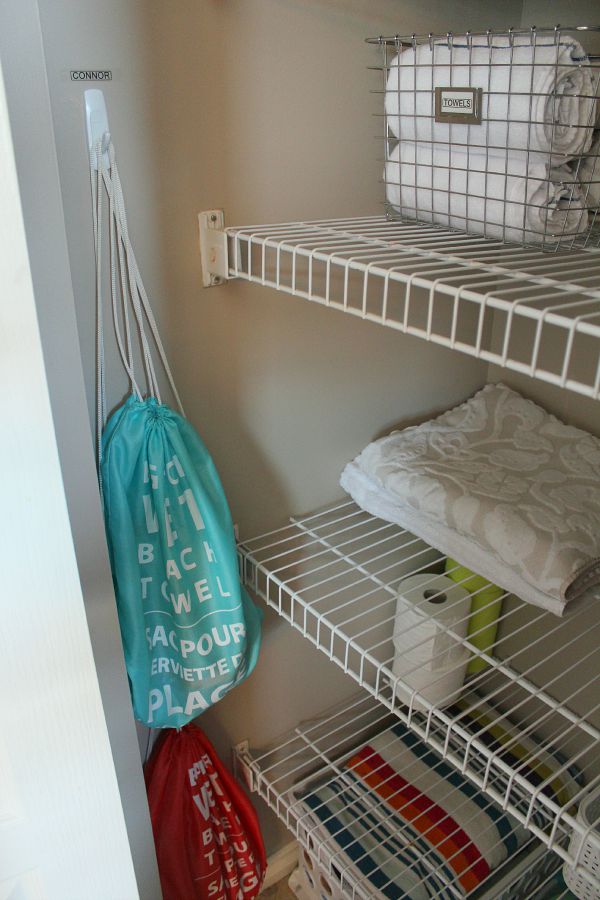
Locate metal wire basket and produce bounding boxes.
[564,790,600,899]
[368,25,600,251]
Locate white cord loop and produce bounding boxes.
[91,133,185,477]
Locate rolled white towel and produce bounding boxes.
[575,132,600,208]
[385,141,588,244]
[385,34,597,160]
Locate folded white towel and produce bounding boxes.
[385,34,597,160]
[340,383,600,616]
[576,131,600,207]
[385,141,588,243]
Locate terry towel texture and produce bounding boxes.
[385,34,597,159]
[577,132,600,207]
[385,142,588,242]
[340,384,600,616]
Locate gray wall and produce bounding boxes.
[522,0,600,31]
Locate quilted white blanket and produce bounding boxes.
[340,384,600,615]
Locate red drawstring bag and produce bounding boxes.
[145,725,266,900]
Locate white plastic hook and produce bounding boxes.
[85,88,110,169]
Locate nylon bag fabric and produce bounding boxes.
[91,136,262,728]
[145,724,266,900]
[102,395,263,727]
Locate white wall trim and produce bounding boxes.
[0,1,160,896]
[261,840,299,892]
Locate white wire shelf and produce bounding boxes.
[234,692,565,899]
[237,499,600,864]
[221,215,600,400]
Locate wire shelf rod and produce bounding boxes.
[288,511,600,747]
[230,215,598,264]
[242,505,583,683]
[239,501,600,852]
[231,271,600,399]
[229,215,598,269]
[230,242,600,340]
[290,727,540,899]
[259,709,536,894]
[231,230,600,318]
[247,555,583,852]
[365,26,600,44]
[237,693,572,892]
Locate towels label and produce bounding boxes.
[435,87,482,125]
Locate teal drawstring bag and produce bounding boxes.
[92,136,262,728]
[101,397,262,727]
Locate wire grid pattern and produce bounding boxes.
[226,216,600,400]
[234,693,566,899]
[237,499,600,861]
[369,26,600,251]
[563,789,600,898]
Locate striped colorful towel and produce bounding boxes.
[296,725,527,899]
[294,705,581,899]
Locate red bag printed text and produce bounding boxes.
[145,725,266,899]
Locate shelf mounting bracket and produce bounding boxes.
[232,740,255,792]
[198,209,230,287]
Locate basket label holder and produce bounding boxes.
[434,87,483,124]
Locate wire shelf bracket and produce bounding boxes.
[198,209,229,287]
[233,693,567,899]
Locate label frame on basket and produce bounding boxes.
[434,87,483,124]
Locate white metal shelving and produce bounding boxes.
[234,692,565,899]
[199,213,600,401]
[200,28,600,895]
[237,499,600,868]
[199,210,600,893]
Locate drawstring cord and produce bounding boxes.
[91,133,186,481]
[91,142,106,492]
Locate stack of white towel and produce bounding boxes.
[384,33,599,243]
[574,131,600,211]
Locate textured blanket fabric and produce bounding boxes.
[341,384,600,615]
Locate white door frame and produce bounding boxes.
[0,3,161,898]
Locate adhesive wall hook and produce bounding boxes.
[85,88,110,169]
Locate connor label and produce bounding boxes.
[70,69,112,81]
